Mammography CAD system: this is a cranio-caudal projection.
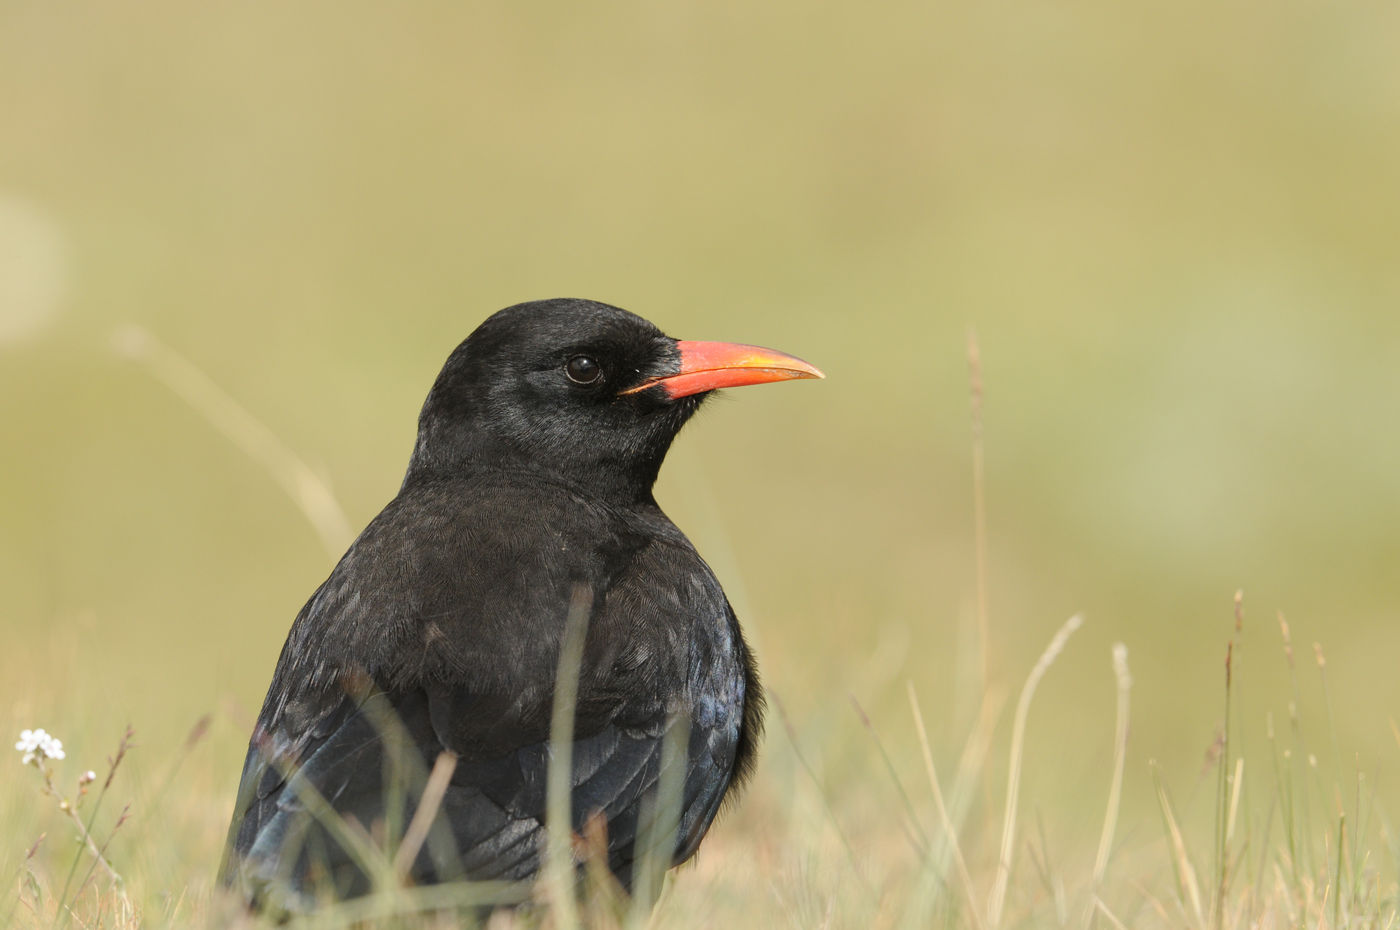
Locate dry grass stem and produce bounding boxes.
[1154,763,1204,925]
[1090,644,1132,895]
[967,327,990,690]
[851,694,929,858]
[1093,896,1129,930]
[906,681,985,930]
[771,694,873,901]
[112,324,353,558]
[393,752,461,879]
[543,586,594,930]
[1226,757,1244,845]
[986,613,1083,929]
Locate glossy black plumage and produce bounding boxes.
[219,299,812,910]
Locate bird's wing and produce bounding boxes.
[223,691,740,904]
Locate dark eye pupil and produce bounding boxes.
[565,356,601,384]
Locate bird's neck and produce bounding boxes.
[402,449,663,509]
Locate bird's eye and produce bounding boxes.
[565,355,603,385]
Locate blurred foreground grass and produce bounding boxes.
[4,586,1396,929]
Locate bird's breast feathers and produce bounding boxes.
[262,474,744,747]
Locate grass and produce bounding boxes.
[8,593,1392,928]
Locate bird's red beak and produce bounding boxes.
[623,341,825,400]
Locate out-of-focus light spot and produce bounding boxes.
[0,194,69,346]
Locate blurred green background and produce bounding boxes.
[2,0,1398,901]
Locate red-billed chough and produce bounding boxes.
[219,298,822,910]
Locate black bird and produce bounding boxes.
[220,298,822,910]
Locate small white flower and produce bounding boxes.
[15,728,65,765]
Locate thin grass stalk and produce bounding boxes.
[1351,767,1367,916]
[1224,842,1252,923]
[967,328,991,692]
[52,728,134,930]
[771,694,874,902]
[301,878,531,927]
[1093,897,1130,930]
[218,751,392,917]
[53,790,123,910]
[1279,612,1313,880]
[544,586,593,930]
[1153,761,1204,926]
[626,711,688,927]
[1228,592,1253,890]
[907,681,985,930]
[1128,878,1172,926]
[578,812,628,926]
[1089,643,1132,919]
[393,751,460,879]
[1034,810,1069,925]
[904,679,1005,926]
[986,613,1083,929]
[850,694,930,857]
[1226,758,1244,847]
[269,751,395,900]
[1269,713,1301,890]
[372,699,412,864]
[112,325,353,558]
[1023,816,1056,901]
[126,715,210,848]
[1314,643,1344,795]
[1334,814,1346,929]
[1271,861,1299,926]
[898,687,1005,930]
[1,836,46,929]
[1248,794,1278,930]
[950,687,1006,839]
[67,804,131,915]
[1213,640,1234,930]
[323,689,446,891]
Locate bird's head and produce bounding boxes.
[406,298,823,501]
